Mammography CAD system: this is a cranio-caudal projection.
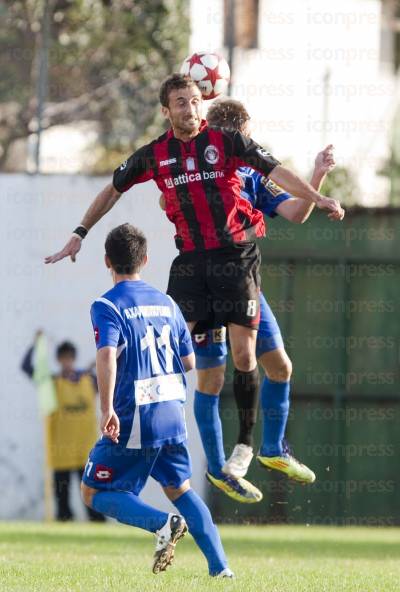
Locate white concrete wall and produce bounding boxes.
[190,0,395,206]
[0,173,205,520]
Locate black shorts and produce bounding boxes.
[167,242,261,329]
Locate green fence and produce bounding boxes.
[209,208,400,526]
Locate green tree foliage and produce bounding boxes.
[380,105,400,206]
[0,0,189,170]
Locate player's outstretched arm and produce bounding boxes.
[20,329,44,378]
[270,164,344,221]
[231,130,343,220]
[96,346,120,443]
[310,144,335,191]
[44,183,121,264]
[276,145,336,223]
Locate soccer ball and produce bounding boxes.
[180,51,230,100]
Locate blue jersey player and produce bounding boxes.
[190,99,336,501]
[81,223,233,577]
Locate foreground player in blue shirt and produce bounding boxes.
[81,223,233,577]
[191,100,335,500]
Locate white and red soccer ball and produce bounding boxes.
[180,51,230,100]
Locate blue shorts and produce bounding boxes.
[82,437,192,495]
[256,292,284,358]
[194,327,228,370]
[194,293,284,370]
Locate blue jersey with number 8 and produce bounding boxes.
[91,280,193,449]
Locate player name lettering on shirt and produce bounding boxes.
[124,305,172,320]
[164,170,225,189]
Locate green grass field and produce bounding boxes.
[0,522,399,591]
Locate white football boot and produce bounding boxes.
[215,567,235,578]
[152,513,187,574]
[222,443,254,478]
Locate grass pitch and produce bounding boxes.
[0,522,399,591]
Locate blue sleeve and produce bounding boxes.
[90,301,121,350]
[171,300,193,358]
[254,175,292,218]
[21,344,34,379]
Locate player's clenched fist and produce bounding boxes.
[315,196,345,220]
[313,145,344,220]
[315,144,335,175]
[45,235,82,264]
[100,409,120,444]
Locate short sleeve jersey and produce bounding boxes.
[91,280,193,449]
[237,167,291,217]
[112,121,281,252]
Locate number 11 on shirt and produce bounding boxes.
[140,325,174,375]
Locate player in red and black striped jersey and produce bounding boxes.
[112,118,279,253]
[46,75,344,489]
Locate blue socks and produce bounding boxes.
[91,488,228,575]
[194,380,290,460]
[91,490,168,533]
[91,488,228,576]
[259,376,290,457]
[173,488,227,576]
[194,390,225,478]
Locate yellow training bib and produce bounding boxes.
[45,373,98,470]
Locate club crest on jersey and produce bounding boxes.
[119,160,128,171]
[94,465,113,482]
[204,144,219,165]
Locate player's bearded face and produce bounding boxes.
[165,87,203,134]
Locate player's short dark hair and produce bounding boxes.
[207,99,250,132]
[105,223,147,275]
[159,73,200,107]
[56,341,77,359]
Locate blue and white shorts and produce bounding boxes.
[82,437,192,494]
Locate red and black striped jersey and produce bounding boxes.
[113,120,280,252]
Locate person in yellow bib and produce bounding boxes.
[21,333,105,522]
